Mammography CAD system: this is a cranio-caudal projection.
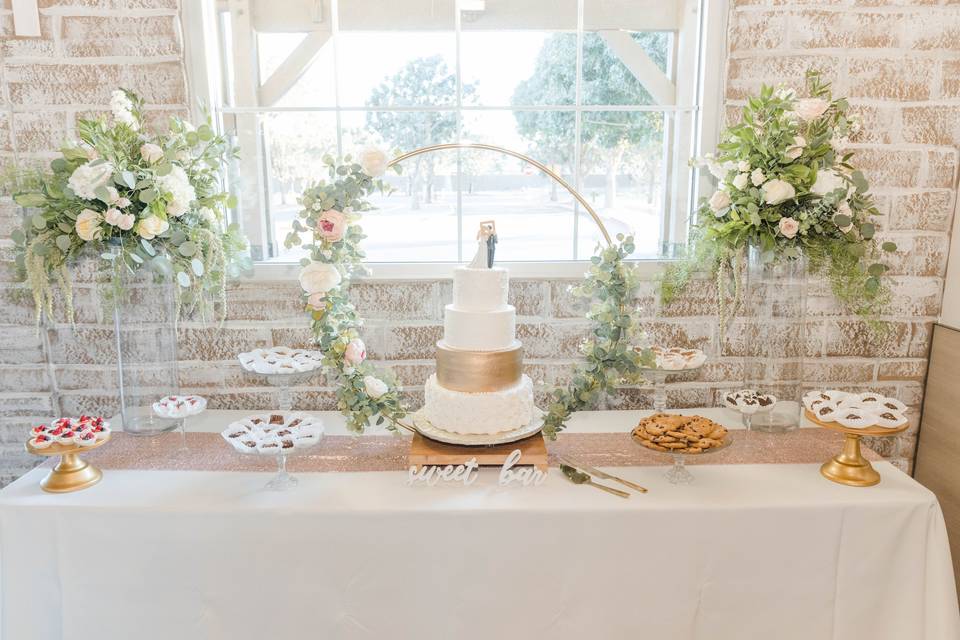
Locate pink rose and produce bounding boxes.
[344,338,366,365]
[306,292,326,310]
[778,216,800,239]
[315,209,346,242]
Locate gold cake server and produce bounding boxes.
[559,456,648,493]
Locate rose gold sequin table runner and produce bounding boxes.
[76,428,879,473]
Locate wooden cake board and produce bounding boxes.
[409,432,548,471]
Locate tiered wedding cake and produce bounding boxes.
[422,225,535,435]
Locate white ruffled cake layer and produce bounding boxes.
[423,373,534,434]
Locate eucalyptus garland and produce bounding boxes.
[541,235,655,439]
[288,150,409,433]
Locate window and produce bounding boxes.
[186,0,726,267]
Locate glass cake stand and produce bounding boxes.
[633,437,732,485]
[257,370,318,412]
[221,412,324,491]
[639,362,705,413]
[152,395,207,451]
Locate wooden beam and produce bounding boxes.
[258,30,331,107]
[597,30,676,106]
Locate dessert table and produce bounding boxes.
[0,409,957,640]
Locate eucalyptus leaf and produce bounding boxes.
[57,222,73,233]
[31,214,46,230]
[121,171,136,189]
[55,235,72,251]
[178,241,197,257]
[170,230,187,245]
[176,271,191,288]
[155,162,172,177]
[10,229,25,245]
[867,263,887,277]
[14,193,46,208]
[139,188,158,204]
[860,222,875,240]
[140,238,156,256]
[100,251,116,260]
[882,241,897,252]
[191,258,204,276]
[129,252,144,264]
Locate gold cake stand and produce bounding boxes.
[805,410,908,487]
[25,435,111,493]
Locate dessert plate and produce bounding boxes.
[409,408,545,446]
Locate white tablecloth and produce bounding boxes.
[1,410,957,640]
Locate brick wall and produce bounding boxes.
[0,0,957,483]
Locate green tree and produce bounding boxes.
[512,33,667,208]
[366,55,475,209]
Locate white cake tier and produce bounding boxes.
[452,266,509,312]
[423,373,535,434]
[443,304,515,351]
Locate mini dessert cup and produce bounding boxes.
[29,434,53,449]
[75,431,99,447]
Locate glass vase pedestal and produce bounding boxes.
[740,246,807,434]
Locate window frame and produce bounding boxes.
[181,0,730,280]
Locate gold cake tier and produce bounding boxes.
[436,341,523,392]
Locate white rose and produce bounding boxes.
[751,168,765,186]
[117,213,135,231]
[732,173,749,190]
[67,161,115,200]
[103,207,123,227]
[708,189,731,212]
[137,215,169,240]
[75,208,102,241]
[811,169,845,196]
[363,375,388,399]
[778,216,800,239]
[358,147,389,178]
[738,160,750,172]
[761,179,796,205]
[299,261,342,295]
[140,143,164,164]
[784,135,806,160]
[155,165,196,217]
[795,98,830,121]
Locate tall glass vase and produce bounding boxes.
[109,245,180,436]
[741,244,807,432]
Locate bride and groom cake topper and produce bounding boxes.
[467,220,498,269]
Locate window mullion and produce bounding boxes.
[572,0,584,261]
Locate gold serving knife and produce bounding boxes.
[559,456,648,493]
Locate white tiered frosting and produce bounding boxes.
[423,373,534,434]
[443,267,516,352]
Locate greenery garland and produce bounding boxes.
[7,89,250,325]
[287,150,409,433]
[662,71,896,334]
[541,235,655,439]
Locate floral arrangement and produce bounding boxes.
[9,89,249,324]
[286,148,409,433]
[662,71,896,333]
[541,235,655,439]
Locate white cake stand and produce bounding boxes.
[409,408,544,446]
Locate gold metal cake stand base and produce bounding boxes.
[27,434,110,493]
[41,452,103,493]
[805,410,908,488]
[819,433,880,487]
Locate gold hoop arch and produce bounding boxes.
[386,143,613,247]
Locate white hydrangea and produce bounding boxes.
[155,165,196,217]
[67,161,115,200]
[110,90,138,130]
